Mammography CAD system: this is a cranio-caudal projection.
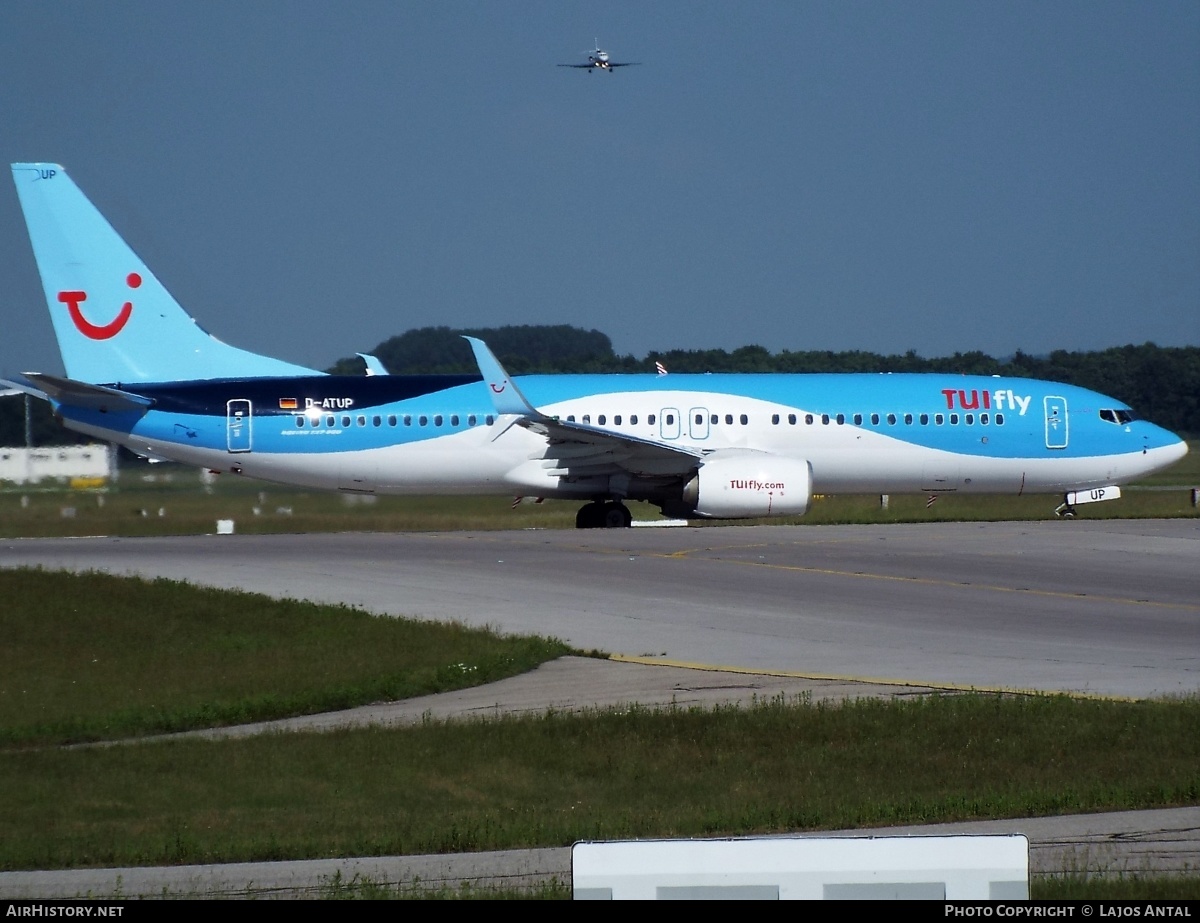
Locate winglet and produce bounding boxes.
[356,353,388,376]
[463,336,539,417]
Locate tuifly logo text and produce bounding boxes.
[941,389,1032,415]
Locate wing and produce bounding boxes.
[607,62,641,68]
[558,63,595,68]
[463,337,700,480]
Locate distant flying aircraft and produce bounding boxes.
[559,41,639,73]
[6,163,1188,528]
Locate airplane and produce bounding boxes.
[6,163,1189,528]
[558,41,640,73]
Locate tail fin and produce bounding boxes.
[11,163,323,383]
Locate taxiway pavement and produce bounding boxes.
[4,519,1197,698]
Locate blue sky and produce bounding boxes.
[1,1,1197,377]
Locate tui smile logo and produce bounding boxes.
[57,273,140,339]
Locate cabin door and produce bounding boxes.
[226,399,253,453]
[1044,396,1068,449]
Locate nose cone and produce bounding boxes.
[1140,425,1188,476]
[1163,435,1189,466]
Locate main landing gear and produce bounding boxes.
[576,500,633,529]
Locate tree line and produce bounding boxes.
[2,329,1196,446]
[330,327,1198,435]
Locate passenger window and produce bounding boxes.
[373,415,381,427]
[598,415,606,425]
[582,415,591,424]
[919,414,928,425]
[980,413,989,425]
[404,415,412,426]
[771,414,780,425]
[615,415,622,425]
[725,414,734,425]
[567,415,576,422]
[740,414,748,425]
[887,414,896,425]
[666,414,675,425]
[451,414,459,426]
[821,414,830,425]
[965,413,974,425]
[950,413,959,425]
[631,415,638,425]
[805,414,814,425]
[434,415,443,426]
[853,414,862,425]
[468,414,477,426]
[388,415,397,426]
[648,414,656,425]
[904,414,913,425]
[357,415,365,427]
[486,415,495,425]
[295,416,305,427]
[996,413,1004,425]
[419,415,428,426]
[326,415,335,427]
[871,413,880,425]
[836,413,845,425]
[788,414,797,425]
[935,414,944,425]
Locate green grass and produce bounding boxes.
[2,694,1197,871]
[1,440,1195,537]
[318,873,572,900]
[0,568,571,747]
[316,875,1200,900]
[1035,875,1200,900]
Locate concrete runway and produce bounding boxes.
[3,519,1198,698]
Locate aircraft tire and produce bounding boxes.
[602,502,633,529]
[576,502,604,529]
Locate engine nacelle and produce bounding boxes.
[681,453,812,519]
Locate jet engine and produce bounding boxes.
[680,453,812,518]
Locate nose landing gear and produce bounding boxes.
[1054,497,1076,518]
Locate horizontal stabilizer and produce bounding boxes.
[21,372,153,413]
[1,379,38,399]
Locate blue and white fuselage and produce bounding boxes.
[8,164,1187,527]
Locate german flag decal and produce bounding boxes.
[278,397,298,410]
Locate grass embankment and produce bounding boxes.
[1,440,1196,537]
[0,568,571,747]
[2,694,1198,871]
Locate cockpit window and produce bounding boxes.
[1099,409,1136,424]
